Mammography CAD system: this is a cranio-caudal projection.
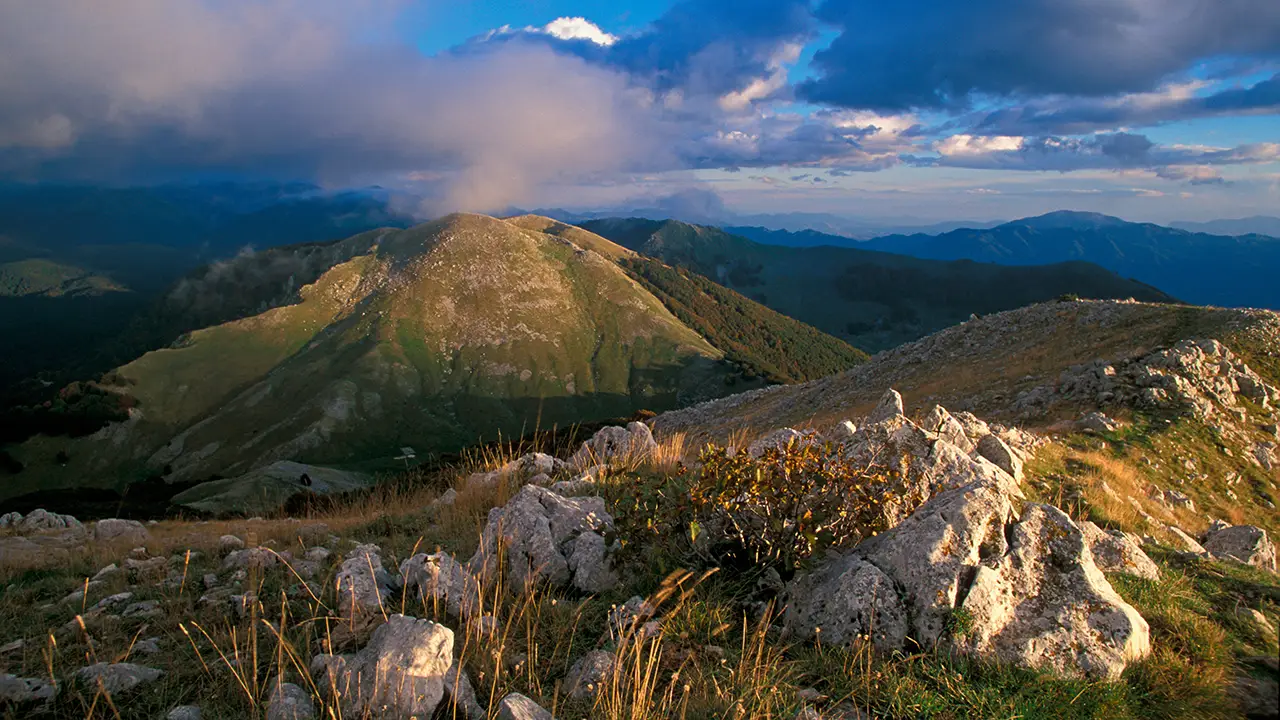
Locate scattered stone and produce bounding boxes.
[781,553,908,653]
[133,637,162,655]
[570,422,657,467]
[222,546,280,572]
[0,674,57,706]
[957,505,1151,680]
[1080,522,1161,581]
[608,596,657,639]
[563,650,615,699]
[122,600,162,620]
[75,662,163,694]
[93,519,149,545]
[1163,489,1195,511]
[124,556,168,577]
[497,692,554,720]
[218,535,246,554]
[304,547,330,563]
[92,563,120,582]
[334,544,393,616]
[470,485,617,593]
[399,551,483,618]
[1077,412,1122,433]
[12,509,83,534]
[167,705,202,720]
[467,453,570,492]
[1203,525,1277,572]
[265,681,315,720]
[1168,526,1209,555]
[312,614,454,718]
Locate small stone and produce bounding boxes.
[563,650,615,699]
[219,535,246,554]
[167,705,202,720]
[266,681,316,720]
[496,692,554,720]
[75,662,163,694]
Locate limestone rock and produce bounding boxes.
[923,405,974,452]
[75,662,163,694]
[467,452,569,492]
[0,674,58,706]
[976,434,1024,482]
[563,650,616,698]
[223,546,280,572]
[1203,525,1277,572]
[857,477,1018,646]
[218,535,246,554]
[1076,412,1121,434]
[781,553,908,653]
[1168,526,1208,555]
[335,544,393,616]
[167,706,202,720]
[92,519,149,545]
[12,509,83,534]
[497,692,554,720]
[311,614,454,718]
[470,485,617,593]
[958,505,1151,680]
[399,551,483,618]
[571,422,657,466]
[824,420,858,444]
[866,388,905,425]
[265,682,315,720]
[1080,522,1161,580]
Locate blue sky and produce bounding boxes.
[0,0,1277,223]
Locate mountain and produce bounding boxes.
[1,214,864,502]
[857,211,1280,309]
[0,258,127,298]
[1171,215,1280,237]
[578,218,1176,353]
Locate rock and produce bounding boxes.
[92,563,120,581]
[571,422,657,466]
[442,665,485,720]
[497,692,554,720]
[133,637,162,655]
[1163,489,1195,511]
[265,681,316,720]
[223,546,279,572]
[167,705,202,720]
[857,476,1018,646]
[0,674,57,706]
[746,428,814,458]
[958,505,1151,680]
[866,388,905,425]
[124,555,168,577]
[470,485,617,593]
[14,509,83,534]
[976,434,1024,482]
[1168,526,1208,555]
[311,614,454,718]
[1080,522,1161,581]
[434,488,458,507]
[608,596,658,638]
[467,453,569,492]
[218,535,246,554]
[304,547,330,563]
[563,650,615,698]
[1229,660,1280,719]
[399,551,483,618]
[0,512,21,528]
[781,553,908,653]
[923,405,974,452]
[92,519,149,545]
[1203,525,1277,572]
[334,544,393,616]
[1077,412,1121,433]
[122,600,162,619]
[824,420,858,444]
[0,639,24,655]
[75,662,163,694]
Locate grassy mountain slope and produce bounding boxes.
[3,214,753,498]
[581,218,1176,353]
[0,258,126,298]
[859,211,1280,309]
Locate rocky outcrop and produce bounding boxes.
[312,614,455,718]
[470,485,617,593]
[1080,522,1160,581]
[957,505,1151,680]
[1202,524,1277,572]
[781,553,908,653]
[570,422,657,467]
[975,434,1024,482]
[866,388,905,424]
[0,509,83,534]
[467,453,568,492]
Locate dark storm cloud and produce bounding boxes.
[800,0,1280,111]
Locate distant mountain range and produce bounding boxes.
[1169,216,1280,237]
[735,211,1280,310]
[578,218,1174,353]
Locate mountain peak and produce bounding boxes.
[1011,210,1128,230]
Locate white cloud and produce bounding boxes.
[935,134,1024,155]
[539,17,617,46]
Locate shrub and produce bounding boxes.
[686,440,899,572]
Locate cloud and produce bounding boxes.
[541,17,618,46]
[801,0,1280,111]
[0,0,674,213]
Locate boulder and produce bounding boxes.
[14,509,82,534]
[976,434,1024,482]
[399,551,483,618]
[781,553,908,653]
[857,477,1018,646]
[923,405,974,452]
[571,422,657,466]
[957,505,1151,680]
[866,389,905,425]
[311,614,454,718]
[265,681,315,720]
[1080,522,1160,581]
[93,519,149,545]
[497,693,554,720]
[563,650,616,699]
[470,485,617,593]
[335,544,393,616]
[75,662,163,694]
[1203,525,1277,572]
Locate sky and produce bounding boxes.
[0,0,1277,223]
